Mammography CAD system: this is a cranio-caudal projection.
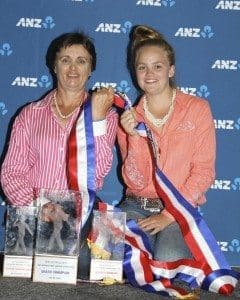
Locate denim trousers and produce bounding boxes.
[119,198,192,261]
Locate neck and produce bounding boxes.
[56,88,85,108]
[145,88,174,111]
[53,89,85,120]
[143,89,176,127]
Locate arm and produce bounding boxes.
[118,109,175,232]
[94,109,118,189]
[117,109,153,191]
[91,87,118,190]
[179,102,216,206]
[1,114,34,206]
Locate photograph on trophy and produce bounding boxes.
[89,210,126,261]
[4,206,37,256]
[35,190,81,256]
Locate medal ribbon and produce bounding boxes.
[67,92,239,297]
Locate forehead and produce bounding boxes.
[136,45,168,62]
[57,44,91,58]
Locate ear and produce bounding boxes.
[54,66,57,74]
[169,65,175,78]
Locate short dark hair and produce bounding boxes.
[46,31,96,75]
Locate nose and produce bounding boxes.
[145,67,154,75]
[69,62,77,70]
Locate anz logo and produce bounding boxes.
[0,43,13,56]
[0,102,8,115]
[214,118,240,130]
[211,59,239,70]
[136,0,176,6]
[211,178,240,191]
[215,1,240,10]
[179,85,210,98]
[175,25,214,38]
[11,75,51,88]
[16,16,55,29]
[93,82,117,89]
[93,80,131,94]
[218,239,240,252]
[95,21,132,34]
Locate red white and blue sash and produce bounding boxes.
[68,93,239,298]
[68,99,96,227]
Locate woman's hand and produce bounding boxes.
[92,87,114,121]
[137,210,175,235]
[120,108,138,136]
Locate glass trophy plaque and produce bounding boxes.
[32,189,81,285]
[89,210,126,282]
[3,205,37,278]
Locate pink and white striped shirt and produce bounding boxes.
[1,90,118,206]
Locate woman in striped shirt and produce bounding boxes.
[1,31,118,206]
[1,32,118,279]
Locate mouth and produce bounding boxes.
[68,74,79,78]
[145,79,158,84]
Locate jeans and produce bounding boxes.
[119,198,192,261]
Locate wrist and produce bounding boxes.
[161,209,175,221]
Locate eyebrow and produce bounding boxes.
[58,55,88,59]
[136,61,163,65]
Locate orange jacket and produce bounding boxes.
[117,90,216,207]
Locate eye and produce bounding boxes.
[77,57,87,64]
[155,64,162,70]
[136,65,146,71]
[60,57,71,64]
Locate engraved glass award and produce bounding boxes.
[3,205,37,278]
[33,189,81,285]
[89,210,126,282]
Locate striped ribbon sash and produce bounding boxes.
[67,93,239,298]
[68,99,96,228]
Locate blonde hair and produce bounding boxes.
[128,25,176,88]
[131,25,164,50]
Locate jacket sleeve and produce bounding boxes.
[179,101,216,206]
[117,124,152,192]
[94,109,118,190]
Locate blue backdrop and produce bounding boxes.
[0,0,239,265]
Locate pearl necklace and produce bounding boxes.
[53,92,78,119]
[143,89,176,128]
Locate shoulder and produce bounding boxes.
[175,90,214,131]
[176,90,212,115]
[15,90,53,125]
[29,90,53,110]
[19,91,53,115]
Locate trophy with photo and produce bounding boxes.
[89,210,126,282]
[3,205,37,278]
[33,189,81,284]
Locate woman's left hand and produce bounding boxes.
[137,210,175,235]
[91,87,114,121]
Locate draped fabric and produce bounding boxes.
[67,93,239,298]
